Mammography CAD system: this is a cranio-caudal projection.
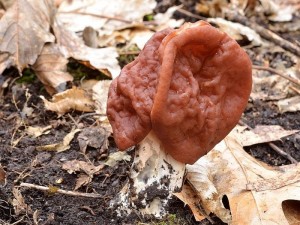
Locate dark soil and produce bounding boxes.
[1,1,300,225]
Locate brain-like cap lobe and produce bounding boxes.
[107,21,252,164]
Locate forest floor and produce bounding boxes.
[0,0,300,225]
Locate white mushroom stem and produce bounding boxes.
[112,131,186,218]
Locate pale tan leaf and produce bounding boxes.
[173,185,205,222]
[36,129,81,152]
[92,80,111,115]
[154,6,184,30]
[207,18,263,46]
[33,210,40,225]
[41,86,95,116]
[277,96,300,113]
[233,125,299,146]
[251,74,290,101]
[0,0,15,9]
[0,0,55,73]
[26,125,52,138]
[62,160,104,176]
[185,133,300,224]
[105,151,131,167]
[260,0,295,22]
[74,174,92,190]
[32,43,73,95]
[57,0,156,32]
[53,20,120,78]
[12,187,32,215]
[77,127,109,153]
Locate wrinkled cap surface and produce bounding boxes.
[107,21,252,164]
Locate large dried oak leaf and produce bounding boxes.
[181,131,300,225]
[0,0,55,73]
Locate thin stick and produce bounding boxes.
[20,183,102,198]
[290,86,300,95]
[238,120,298,164]
[175,8,206,21]
[268,143,298,164]
[227,14,300,57]
[252,65,300,87]
[59,11,132,23]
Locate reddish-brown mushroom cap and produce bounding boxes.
[107,21,252,164]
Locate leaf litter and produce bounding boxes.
[0,0,300,224]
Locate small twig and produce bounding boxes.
[268,143,298,164]
[175,8,206,21]
[252,65,300,87]
[226,14,300,57]
[79,112,105,119]
[67,113,79,128]
[59,11,132,23]
[77,113,105,124]
[289,86,300,95]
[238,120,298,164]
[20,183,102,198]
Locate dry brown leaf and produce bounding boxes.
[153,5,184,30]
[92,80,111,115]
[53,20,120,78]
[41,86,95,116]
[0,0,15,9]
[36,129,81,152]
[74,174,92,190]
[12,187,32,215]
[32,43,73,95]
[277,96,300,113]
[98,6,183,49]
[251,74,291,101]
[173,185,205,222]
[77,127,109,153]
[57,0,156,32]
[183,133,300,224]
[233,125,299,146]
[0,0,55,74]
[260,0,295,22]
[33,210,40,225]
[195,0,228,17]
[105,151,131,167]
[62,160,104,176]
[26,125,52,138]
[207,18,263,46]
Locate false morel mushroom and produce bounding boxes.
[107,21,252,164]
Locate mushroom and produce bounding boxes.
[107,21,252,216]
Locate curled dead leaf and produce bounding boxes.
[26,125,52,138]
[0,0,55,73]
[62,160,104,176]
[53,20,120,78]
[41,86,95,116]
[183,133,300,224]
[32,43,73,95]
[233,125,299,146]
[36,129,81,152]
[77,127,109,153]
[12,187,32,216]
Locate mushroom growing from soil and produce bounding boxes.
[107,21,252,217]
